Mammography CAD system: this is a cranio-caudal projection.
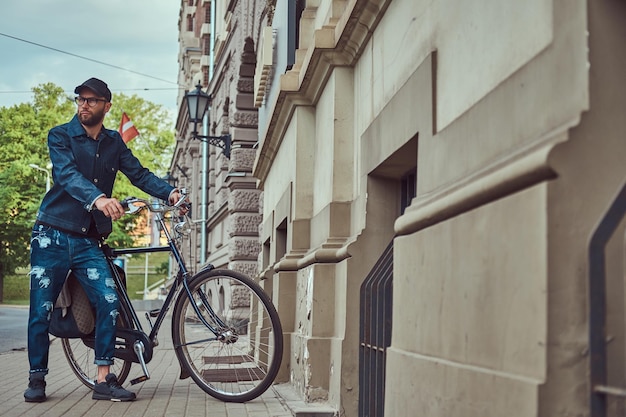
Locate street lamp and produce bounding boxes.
[161,171,179,294]
[29,163,51,192]
[184,83,231,158]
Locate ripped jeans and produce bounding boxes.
[28,224,119,376]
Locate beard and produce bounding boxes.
[78,107,106,127]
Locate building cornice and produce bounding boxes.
[253,0,393,187]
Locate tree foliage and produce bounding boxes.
[0,83,174,300]
[103,93,175,246]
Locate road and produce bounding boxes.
[0,305,28,353]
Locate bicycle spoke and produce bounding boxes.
[61,337,131,388]
[175,336,219,348]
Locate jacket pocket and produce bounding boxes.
[102,162,119,183]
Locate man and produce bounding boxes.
[24,77,184,402]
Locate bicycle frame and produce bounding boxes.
[61,192,284,401]
[101,195,231,384]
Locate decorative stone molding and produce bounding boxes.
[265,0,277,26]
[232,111,259,128]
[231,285,252,308]
[229,213,262,237]
[254,27,275,107]
[238,79,255,93]
[229,189,261,212]
[229,260,260,278]
[229,237,262,260]
[241,37,256,65]
[395,124,575,236]
[254,0,394,185]
[230,148,257,172]
[274,240,351,272]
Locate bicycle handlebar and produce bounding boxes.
[120,188,189,215]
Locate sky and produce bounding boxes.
[0,0,181,114]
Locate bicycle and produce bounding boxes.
[59,189,283,402]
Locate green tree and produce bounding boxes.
[0,83,174,301]
[104,93,175,246]
[0,83,73,301]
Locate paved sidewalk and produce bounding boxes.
[0,307,335,417]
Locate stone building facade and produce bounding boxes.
[173,0,263,276]
[175,0,626,416]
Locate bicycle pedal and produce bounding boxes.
[130,375,149,385]
[148,308,160,318]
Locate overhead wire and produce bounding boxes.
[0,32,180,86]
[0,32,177,174]
[0,88,180,95]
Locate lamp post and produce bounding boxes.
[29,163,51,192]
[161,171,178,288]
[184,84,231,158]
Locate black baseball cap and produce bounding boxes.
[74,77,112,102]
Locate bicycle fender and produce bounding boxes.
[176,353,191,380]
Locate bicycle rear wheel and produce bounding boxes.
[61,337,132,388]
[172,269,283,402]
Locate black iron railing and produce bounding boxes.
[589,184,626,417]
[359,240,394,417]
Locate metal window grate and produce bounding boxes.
[359,240,394,417]
[589,183,626,417]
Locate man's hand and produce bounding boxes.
[94,197,125,221]
[169,189,189,215]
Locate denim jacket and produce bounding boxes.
[35,114,174,237]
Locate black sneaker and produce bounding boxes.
[92,374,136,402]
[24,377,46,402]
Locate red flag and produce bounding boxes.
[119,112,139,143]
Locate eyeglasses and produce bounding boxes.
[74,96,108,107]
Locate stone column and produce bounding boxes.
[227,37,261,278]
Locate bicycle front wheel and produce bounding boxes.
[172,269,283,402]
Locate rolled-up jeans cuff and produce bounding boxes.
[29,369,48,378]
[94,358,114,366]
